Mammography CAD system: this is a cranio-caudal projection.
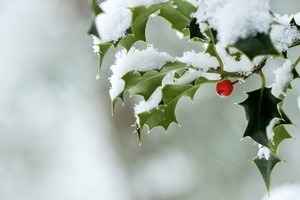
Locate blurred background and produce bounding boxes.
[0,0,300,200]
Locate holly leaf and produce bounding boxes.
[290,18,300,30]
[254,153,281,191]
[138,78,209,130]
[189,18,206,40]
[88,20,99,37]
[270,124,291,153]
[131,3,168,41]
[122,62,187,100]
[239,88,281,146]
[131,2,193,42]
[171,0,197,19]
[234,33,280,60]
[118,34,138,50]
[270,104,292,153]
[159,4,191,32]
[91,0,102,15]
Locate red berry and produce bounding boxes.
[216,80,234,96]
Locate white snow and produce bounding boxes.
[177,51,219,71]
[96,0,168,42]
[274,14,293,26]
[134,87,163,114]
[193,0,272,46]
[257,145,271,160]
[216,45,254,72]
[294,12,300,26]
[163,69,220,86]
[109,46,174,100]
[262,185,300,200]
[175,69,220,84]
[95,8,132,42]
[271,24,300,52]
[271,13,300,51]
[271,59,293,97]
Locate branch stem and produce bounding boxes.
[207,28,224,76]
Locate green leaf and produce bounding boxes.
[234,33,280,60]
[239,88,281,146]
[205,29,219,58]
[123,62,187,100]
[269,104,292,153]
[91,0,102,15]
[138,78,209,130]
[131,3,167,41]
[96,42,112,72]
[171,0,197,18]
[159,4,191,32]
[270,124,291,153]
[131,2,191,43]
[254,153,281,191]
[118,34,139,50]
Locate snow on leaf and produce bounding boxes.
[122,62,187,100]
[193,0,272,46]
[254,152,281,191]
[137,78,210,130]
[109,46,174,100]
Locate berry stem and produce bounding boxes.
[207,28,225,76]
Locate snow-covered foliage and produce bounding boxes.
[271,60,293,97]
[193,0,272,45]
[89,0,300,192]
[109,46,174,99]
[262,185,300,200]
[271,14,300,51]
[95,0,168,42]
[95,8,132,42]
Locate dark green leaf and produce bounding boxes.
[234,33,280,60]
[189,18,206,40]
[290,18,300,30]
[254,153,281,190]
[239,88,281,146]
[88,20,99,37]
